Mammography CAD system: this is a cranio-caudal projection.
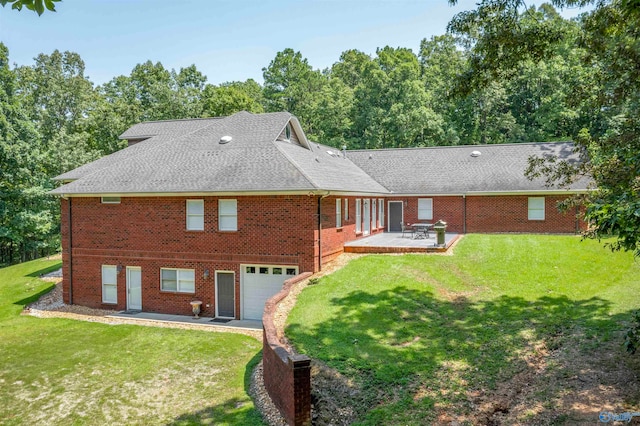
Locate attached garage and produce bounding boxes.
[241,264,298,320]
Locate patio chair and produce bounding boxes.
[401,223,414,238]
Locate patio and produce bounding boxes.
[344,232,460,254]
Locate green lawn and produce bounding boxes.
[0,258,265,426]
[287,234,640,424]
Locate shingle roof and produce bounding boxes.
[51,112,589,197]
[51,111,389,195]
[348,142,590,194]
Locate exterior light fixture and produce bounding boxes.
[203,269,210,279]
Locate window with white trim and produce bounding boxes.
[528,197,545,220]
[336,199,342,228]
[102,265,117,304]
[161,268,195,293]
[218,199,237,231]
[418,198,433,220]
[186,200,204,230]
[344,198,349,221]
[101,196,121,204]
[372,199,377,229]
[378,199,384,228]
[355,199,362,233]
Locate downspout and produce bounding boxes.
[463,194,467,234]
[317,192,330,271]
[67,197,73,305]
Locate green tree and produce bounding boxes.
[201,79,264,117]
[449,0,640,256]
[0,0,59,15]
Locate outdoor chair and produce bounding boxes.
[401,223,414,238]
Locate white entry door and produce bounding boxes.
[126,267,142,310]
[363,199,371,235]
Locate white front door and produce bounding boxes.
[126,267,142,310]
[363,199,371,235]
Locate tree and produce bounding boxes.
[449,0,640,256]
[0,0,59,15]
[201,79,264,117]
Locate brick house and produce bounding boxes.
[51,111,588,319]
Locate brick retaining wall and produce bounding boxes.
[262,272,313,426]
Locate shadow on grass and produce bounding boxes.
[287,286,634,423]
[13,282,56,307]
[168,350,266,426]
[26,262,62,278]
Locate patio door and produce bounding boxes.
[126,267,142,311]
[363,199,371,235]
[216,271,235,318]
[388,201,403,232]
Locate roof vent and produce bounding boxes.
[470,150,481,157]
[219,135,232,144]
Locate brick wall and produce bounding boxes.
[466,195,584,233]
[316,196,385,269]
[61,195,318,316]
[386,195,583,234]
[263,272,313,426]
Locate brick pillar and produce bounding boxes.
[291,355,311,425]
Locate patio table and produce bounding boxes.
[411,223,433,239]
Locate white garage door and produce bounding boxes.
[241,265,298,320]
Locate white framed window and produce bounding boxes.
[186,199,204,230]
[336,199,342,228]
[218,199,237,231]
[372,199,377,229]
[528,197,545,220]
[418,198,433,220]
[102,265,117,304]
[101,196,121,204]
[161,268,195,293]
[355,199,362,233]
[344,198,349,221]
[378,199,384,228]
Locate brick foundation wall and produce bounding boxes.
[263,272,313,426]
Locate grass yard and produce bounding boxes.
[0,258,265,426]
[287,234,640,425]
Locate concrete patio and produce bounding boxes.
[344,232,460,253]
[108,311,263,330]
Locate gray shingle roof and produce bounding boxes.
[51,111,388,195]
[348,142,590,194]
[51,112,589,197]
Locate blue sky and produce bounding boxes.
[1,0,590,86]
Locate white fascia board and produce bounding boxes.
[54,190,325,198]
[464,189,590,196]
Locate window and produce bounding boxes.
[418,198,433,220]
[286,268,297,275]
[161,268,195,293]
[372,200,377,229]
[218,199,237,231]
[528,197,545,220]
[355,199,362,233]
[336,199,342,228]
[378,199,384,228]
[102,265,117,304]
[259,267,269,274]
[186,200,204,230]
[101,196,121,204]
[344,199,349,221]
[246,266,256,274]
[273,268,282,275]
